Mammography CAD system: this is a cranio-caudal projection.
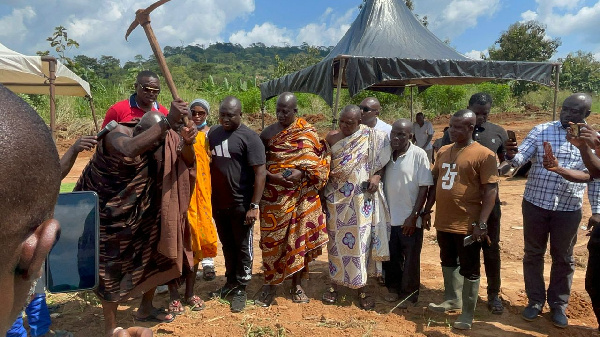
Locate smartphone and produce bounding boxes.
[507,130,516,142]
[572,124,582,137]
[46,191,99,293]
[282,168,292,178]
[360,181,370,192]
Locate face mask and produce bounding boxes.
[197,121,207,129]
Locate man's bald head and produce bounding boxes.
[449,109,476,144]
[0,84,61,331]
[338,105,362,137]
[276,92,298,127]
[340,104,362,120]
[134,111,163,136]
[390,118,413,151]
[359,97,381,126]
[276,92,297,109]
[219,96,243,131]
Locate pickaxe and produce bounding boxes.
[125,0,189,125]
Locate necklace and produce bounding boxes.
[449,141,474,165]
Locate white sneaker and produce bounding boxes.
[155,285,168,294]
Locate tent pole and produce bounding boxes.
[552,64,560,121]
[261,101,265,130]
[88,96,99,133]
[410,86,414,121]
[332,58,345,130]
[47,59,57,141]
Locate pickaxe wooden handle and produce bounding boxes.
[126,0,189,125]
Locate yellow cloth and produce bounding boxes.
[188,131,218,264]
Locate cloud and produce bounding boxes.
[229,23,293,46]
[0,0,255,62]
[465,49,487,60]
[521,0,600,43]
[414,0,501,40]
[228,6,356,47]
[0,6,36,41]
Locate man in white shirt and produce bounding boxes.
[360,97,392,138]
[383,118,434,308]
[413,112,434,162]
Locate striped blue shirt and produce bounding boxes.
[510,121,600,213]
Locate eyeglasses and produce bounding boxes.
[137,83,160,94]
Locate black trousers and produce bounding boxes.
[384,226,423,299]
[586,225,600,328]
[522,200,581,311]
[213,205,254,287]
[437,230,482,281]
[482,196,501,296]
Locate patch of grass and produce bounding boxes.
[240,318,286,337]
[60,182,76,193]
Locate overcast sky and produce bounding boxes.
[0,0,599,63]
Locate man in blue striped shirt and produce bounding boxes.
[505,93,599,328]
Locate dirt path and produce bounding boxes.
[50,111,600,336]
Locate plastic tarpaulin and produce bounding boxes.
[260,0,555,106]
[0,43,91,97]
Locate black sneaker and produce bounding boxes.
[208,283,236,299]
[231,288,247,313]
[522,302,543,321]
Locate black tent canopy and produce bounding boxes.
[260,0,559,125]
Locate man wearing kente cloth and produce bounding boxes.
[75,99,197,337]
[254,92,330,307]
[322,105,391,310]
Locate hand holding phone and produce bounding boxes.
[507,130,516,142]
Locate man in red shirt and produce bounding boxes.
[101,70,168,128]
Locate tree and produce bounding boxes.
[559,51,600,94]
[488,21,560,62]
[488,20,561,96]
[36,26,80,67]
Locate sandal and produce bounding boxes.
[185,295,205,311]
[322,287,338,304]
[135,307,175,323]
[359,292,375,310]
[168,300,185,315]
[203,265,216,281]
[291,286,310,304]
[254,286,277,307]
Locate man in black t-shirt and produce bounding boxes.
[440,92,508,314]
[207,96,266,313]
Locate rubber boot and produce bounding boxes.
[453,278,481,330]
[428,266,463,312]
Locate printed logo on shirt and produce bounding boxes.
[211,139,231,158]
[441,163,457,190]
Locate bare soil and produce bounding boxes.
[51,110,600,337]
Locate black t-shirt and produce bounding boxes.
[441,122,508,157]
[208,124,266,210]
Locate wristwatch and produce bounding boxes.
[478,222,488,230]
[249,203,260,209]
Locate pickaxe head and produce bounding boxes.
[125,0,171,41]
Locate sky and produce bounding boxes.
[0,0,599,64]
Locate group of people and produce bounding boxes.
[1,68,599,336]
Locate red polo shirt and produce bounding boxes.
[101,94,168,128]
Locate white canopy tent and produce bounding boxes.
[0,43,98,138]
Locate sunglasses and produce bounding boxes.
[359,106,376,113]
[191,110,207,117]
[138,83,160,94]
